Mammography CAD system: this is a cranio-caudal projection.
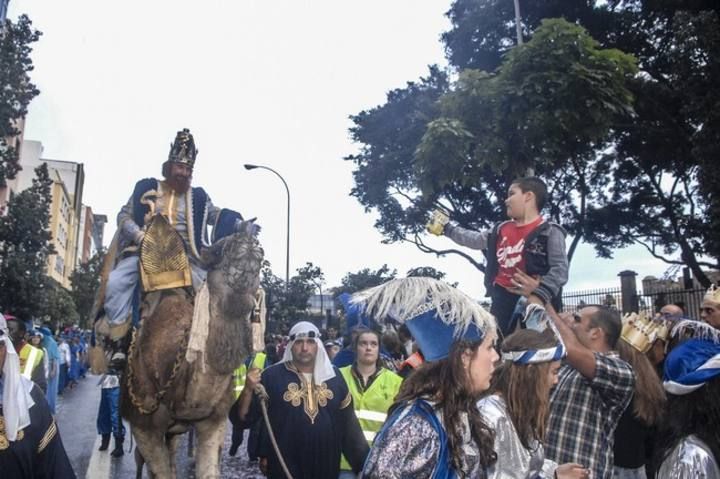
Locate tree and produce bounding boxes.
[406,266,447,280]
[39,279,79,330]
[260,261,326,331]
[348,19,637,272]
[297,261,325,316]
[333,265,397,297]
[0,163,55,319]
[405,266,460,287]
[0,14,42,186]
[70,250,105,329]
[347,1,720,286]
[442,1,720,285]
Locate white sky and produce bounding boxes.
[9,0,671,297]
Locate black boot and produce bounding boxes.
[110,436,124,458]
[98,434,111,451]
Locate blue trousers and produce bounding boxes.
[46,372,59,414]
[97,387,125,437]
[58,364,68,394]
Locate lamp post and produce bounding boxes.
[243,164,290,287]
[513,0,523,45]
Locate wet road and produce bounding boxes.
[57,374,264,478]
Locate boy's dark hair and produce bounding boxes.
[511,177,548,212]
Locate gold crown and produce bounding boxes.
[167,128,197,169]
[704,284,720,304]
[621,312,663,353]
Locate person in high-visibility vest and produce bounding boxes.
[229,351,267,456]
[339,327,402,478]
[5,317,46,392]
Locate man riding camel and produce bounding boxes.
[98,128,260,337]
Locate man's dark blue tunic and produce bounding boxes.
[244,361,368,479]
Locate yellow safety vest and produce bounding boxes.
[232,352,267,399]
[339,365,402,471]
[19,344,44,380]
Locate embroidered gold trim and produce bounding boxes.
[0,415,25,449]
[282,363,334,424]
[38,419,57,453]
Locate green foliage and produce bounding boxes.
[260,261,326,331]
[417,19,637,197]
[39,279,79,328]
[70,251,105,329]
[406,266,447,280]
[333,264,397,297]
[347,1,720,286]
[0,15,42,186]
[0,163,56,319]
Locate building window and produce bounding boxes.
[55,256,65,276]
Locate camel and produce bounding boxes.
[120,229,264,478]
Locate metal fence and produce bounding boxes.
[562,287,622,313]
[562,285,706,318]
[639,288,706,318]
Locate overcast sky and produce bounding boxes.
[9,0,671,298]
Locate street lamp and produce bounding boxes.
[244,164,290,287]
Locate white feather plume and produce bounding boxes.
[350,277,496,338]
[671,319,720,344]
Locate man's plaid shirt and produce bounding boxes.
[545,351,634,479]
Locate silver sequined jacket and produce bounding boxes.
[478,395,557,479]
[656,434,720,479]
[362,400,482,478]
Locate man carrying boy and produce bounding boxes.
[430,177,568,336]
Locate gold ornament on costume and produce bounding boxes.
[139,215,192,292]
[703,284,720,305]
[621,312,664,353]
[0,416,25,450]
[426,209,450,236]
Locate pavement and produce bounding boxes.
[55,374,265,478]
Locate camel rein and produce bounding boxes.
[254,384,294,479]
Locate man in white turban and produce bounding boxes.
[235,321,368,479]
[0,314,75,477]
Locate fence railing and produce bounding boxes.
[562,283,707,318]
[562,287,622,312]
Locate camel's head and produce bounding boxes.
[202,232,264,317]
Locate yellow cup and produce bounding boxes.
[426,210,450,236]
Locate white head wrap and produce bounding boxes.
[282,321,335,384]
[0,314,35,441]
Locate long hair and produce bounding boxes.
[654,377,720,469]
[392,339,497,475]
[489,329,558,449]
[616,339,666,426]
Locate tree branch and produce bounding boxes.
[632,238,685,266]
[407,234,486,272]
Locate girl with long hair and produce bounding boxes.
[479,329,588,479]
[363,336,498,478]
[612,338,666,478]
[355,277,499,479]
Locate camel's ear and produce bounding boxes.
[201,238,225,267]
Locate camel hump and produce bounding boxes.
[127,292,194,412]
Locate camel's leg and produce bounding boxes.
[134,445,145,479]
[132,426,174,479]
[167,433,183,478]
[193,416,227,479]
